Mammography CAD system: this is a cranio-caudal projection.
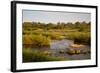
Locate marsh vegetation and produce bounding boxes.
[22,21,91,62]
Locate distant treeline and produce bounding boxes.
[23,21,90,31]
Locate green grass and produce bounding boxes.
[23,48,66,62]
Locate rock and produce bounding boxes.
[59,50,65,54]
[70,44,84,48]
[75,50,81,54]
[66,49,75,55]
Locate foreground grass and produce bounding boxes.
[23,48,66,62]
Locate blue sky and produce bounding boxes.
[23,10,91,23]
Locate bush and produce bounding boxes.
[73,32,91,45]
[32,34,51,47]
[66,32,91,45]
[23,34,51,48]
[23,35,33,44]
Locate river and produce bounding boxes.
[49,39,91,60]
[24,39,91,60]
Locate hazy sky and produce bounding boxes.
[23,10,91,23]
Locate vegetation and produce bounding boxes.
[65,32,91,45]
[23,21,91,46]
[23,48,66,62]
[23,34,51,48]
[22,21,91,62]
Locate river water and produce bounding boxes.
[49,39,91,60]
[25,39,91,60]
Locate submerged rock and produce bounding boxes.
[66,44,86,55]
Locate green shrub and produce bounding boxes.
[32,34,51,47]
[23,34,51,48]
[66,32,91,45]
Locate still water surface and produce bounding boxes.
[49,39,90,60]
[28,39,91,60]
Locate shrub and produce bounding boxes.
[66,32,91,45]
[32,34,51,47]
[23,35,33,44]
[23,34,51,48]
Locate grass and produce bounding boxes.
[23,48,67,62]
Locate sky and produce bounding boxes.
[22,10,91,23]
